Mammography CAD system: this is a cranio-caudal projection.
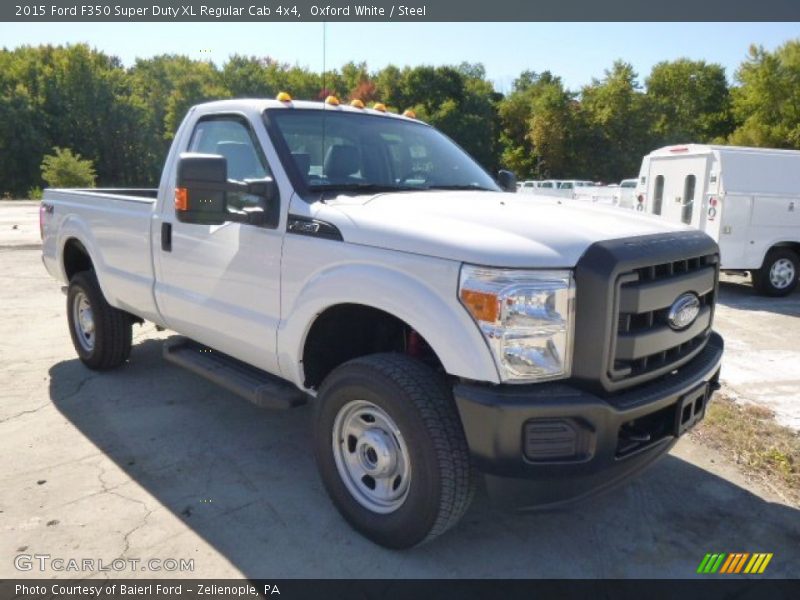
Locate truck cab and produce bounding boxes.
[42,98,724,549]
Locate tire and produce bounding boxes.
[752,249,798,297]
[313,353,475,549]
[67,270,132,370]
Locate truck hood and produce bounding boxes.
[317,191,691,268]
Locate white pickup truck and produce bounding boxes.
[41,97,724,549]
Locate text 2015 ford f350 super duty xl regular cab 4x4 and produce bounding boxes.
[41,96,723,549]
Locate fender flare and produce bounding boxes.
[277,262,500,389]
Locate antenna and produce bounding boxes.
[321,21,327,199]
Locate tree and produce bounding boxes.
[528,84,577,177]
[41,147,96,188]
[497,71,576,178]
[579,61,652,181]
[646,59,732,144]
[0,83,44,196]
[373,64,500,171]
[222,55,273,97]
[374,65,402,105]
[729,41,800,148]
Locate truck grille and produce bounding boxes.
[572,231,720,396]
[610,254,717,387]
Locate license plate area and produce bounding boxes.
[675,383,709,437]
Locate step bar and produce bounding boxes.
[163,337,307,409]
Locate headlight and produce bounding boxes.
[459,265,575,382]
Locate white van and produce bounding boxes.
[635,144,800,296]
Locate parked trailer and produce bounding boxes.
[635,144,800,296]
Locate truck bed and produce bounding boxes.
[41,187,162,323]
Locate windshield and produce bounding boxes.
[267,109,500,193]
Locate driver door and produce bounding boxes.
[154,115,283,375]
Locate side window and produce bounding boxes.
[682,175,696,224]
[653,175,664,215]
[188,117,270,209]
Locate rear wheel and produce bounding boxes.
[67,271,132,369]
[752,249,798,297]
[313,353,475,549]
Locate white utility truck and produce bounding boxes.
[41,98,723,548]
[635,144,800,296]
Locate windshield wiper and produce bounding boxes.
[308,183,420,193]
[424,184,497,192]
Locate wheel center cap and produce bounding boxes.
[357,429,396,476]
[79,308,94,332]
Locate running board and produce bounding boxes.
[163,337,307,409]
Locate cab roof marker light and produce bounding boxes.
[350,99,365,108]
[372,102,387,112]
[276,91,292,102]
[325,95,340,106]
[403,109,417,119]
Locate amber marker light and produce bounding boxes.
[174,187,188,211]
[459,289,499,323]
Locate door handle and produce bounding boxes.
[161,222,172,252]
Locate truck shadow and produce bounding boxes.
[717,280,800,317]
[48,338,800,578]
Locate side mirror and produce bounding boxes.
[175,153,279,226]
[240,178,280,227]
[175,153,229,226]
[497,169,517,193]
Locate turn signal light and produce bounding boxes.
[174,187,188,211]
[459,289,499,323]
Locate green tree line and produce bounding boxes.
[2,40,799,197]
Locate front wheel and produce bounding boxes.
[752,249,798,297]
[67,271,132,369]
[313,353,475,549]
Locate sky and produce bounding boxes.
[1,22,799,91]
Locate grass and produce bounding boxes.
[691,391,799,505]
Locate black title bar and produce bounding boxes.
[5,0,800,22]
[5,579,800,600]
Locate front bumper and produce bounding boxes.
[453,331,723,508]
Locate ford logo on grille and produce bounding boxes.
[667,292,701,330]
